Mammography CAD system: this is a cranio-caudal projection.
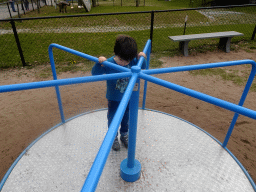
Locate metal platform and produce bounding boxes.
[1,109,255,191]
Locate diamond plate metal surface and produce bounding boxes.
[2,109,254,191]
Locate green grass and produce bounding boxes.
[0,6,207,29]
[151,23,255,56]
[1,2,256,95]
[0,22,255,68]
[0,30,149,66]
[230,6,256,14]
[0,1,255,83]
[2,0,192,20]
[190,68,244,84]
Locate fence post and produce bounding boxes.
[16,2,21,18]
[32,0,35,10]
[37,0,40,13]
[21,0,26,14]
[150,11,154,51]
[7,2,12,18]
[251,25,256,40]
[10,19,27,67]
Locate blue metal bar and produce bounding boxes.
[140,58,256,146]
[222,64,256,147]
[54,86,65,123]
[127,82,140,168]
[142,42,151,109]
[80,72,139,192]
[137,40,151,69]
[48,45,65,123]
[48,44,130,73]
[143,59,256,75]
[127,74,141,168]
[139,73,256,120]
[47,43,134,123]
[0,72,132,93]
[120,67,142,182]
[48,43,132,123]
[48,45,58,80]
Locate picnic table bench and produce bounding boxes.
[168,31,244,56]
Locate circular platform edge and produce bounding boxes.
[0,108,255,191]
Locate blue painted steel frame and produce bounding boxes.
[0,40,256,191]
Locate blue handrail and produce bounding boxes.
[142,40,151,109]
[0,72,132,93]
[0,40,256,191]
[47,42,256,191]
[140,69,256,119]
[48,43,131,123]
[141,59,256,148]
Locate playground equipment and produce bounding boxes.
[82,0,91,12]
[0,40,256,191]
[78,0,91,11]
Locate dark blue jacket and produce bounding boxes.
[91,56,146,101]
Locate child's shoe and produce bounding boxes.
[120,133,128,148]
[112,137,120,151]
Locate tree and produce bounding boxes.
[92,0,96,7]
[136,0,139,7]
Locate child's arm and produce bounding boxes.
[138,52,147,69]
[91,56,107,75]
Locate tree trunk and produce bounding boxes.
[136,0,139,7]
[92,0,96,7]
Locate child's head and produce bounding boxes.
[114,35,137,62]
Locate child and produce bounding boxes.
[9,0,16,12]
[91,35,146,151]
[24,0,29,11]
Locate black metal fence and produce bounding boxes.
[0,4,256,68]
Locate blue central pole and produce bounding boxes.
[120,66,142,182]
[127,79,140,168]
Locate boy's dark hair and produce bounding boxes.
[114,35,138,62]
